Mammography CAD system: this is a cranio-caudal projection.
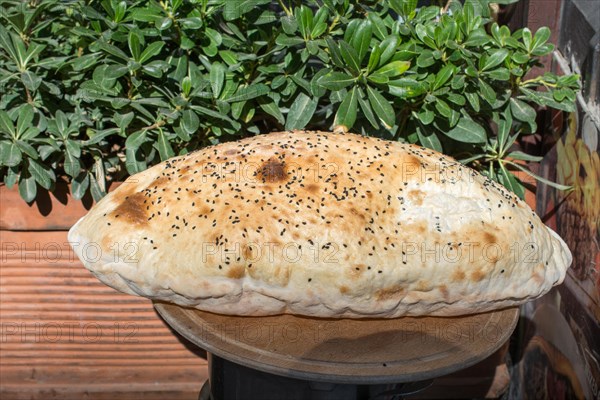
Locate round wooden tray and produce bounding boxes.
[154,302,519,384]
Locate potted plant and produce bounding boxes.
[0,0,578,397]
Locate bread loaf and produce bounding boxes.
[68,131,572,317]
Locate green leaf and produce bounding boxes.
[510,98,536,122]
[285,92,317,130]
[325,38,344,68]
[139,42,164,64]
[223,0,271,21]
[113,1,127,22]
[181,110,200,135]
[131,7,162,22]
[23,42,46,66]
[522,28,532,52]
[350,20,373,64]
[0,111,16,138]
[334,87,358,131]
[16,140,38,159]
[378,36,399,66]
[71,172,90,200]
[298,5,314,40]
[357,88,379,129]
[275,35,305,46]
[434,98,452,118]
[532,27,551,50]
[16,105,34,137]
[531,43,554,56]
[506,161,573,191]
[64,150,81,178]
[181,76,192,96]
[416,50,435,68]
[0,142,22,166]
[180,17,203,29]
[367,86,395,128]
[28,158,53,189]
[479,79,497,104]
[367,46,381,74]
[415,107,434,125]
[282,16,298,34]
[97,41,130,61]
[125,130,147,149]
[465,91,480,112]
[444,118,487,143]
[432,64,454,90]
[72,53,101,71]
[114,112,135,130]
[368,13,388,40]
[339,41,361,74]
[498,163,525,199]
[156,131,175,161]
[0,25,18,64]
[259,98,285,125]
[497,111,512,153]
[486,68,510,81]
[317,72,355,91]
[388,78,427,98]
[374,61,411,78]
[19,171,37,203]
[227,84,269,102]
[512,52,530,64]
[416,125,442,152]
[210,63,226,98]
[482,49,509,71]
[21,71,42,91]
[128,31,141,61]
[89,171,106,202]
[464,30,490,47]
[507,151,543,162]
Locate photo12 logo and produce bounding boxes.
[202,241,340,264]
[1,322,138,343]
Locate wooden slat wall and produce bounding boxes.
[0,188,208,400]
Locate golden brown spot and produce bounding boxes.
[402,155,421,179]
[452,268,466,282]
[483,232,497,244]
[259,158,287,183]
[416,280,430,291]
[152,177,169,186]
[375,287,403,301]
[306,183,319,194]
[439,285,449,299]
[224,149,237,155]
[112,193,147,225]
[339,285,349,294]
[227,265,245,279]
[243,245,255,260]
[416,223,426,234]
[349,207,366,220]
[408,190,424,206]
[470,268,486,282]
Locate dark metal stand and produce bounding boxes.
[200,353,432,400]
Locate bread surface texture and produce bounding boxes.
[68,131,572,317]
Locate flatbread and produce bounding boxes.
[68,131,572,317]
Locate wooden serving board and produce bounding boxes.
[154,302,519,384]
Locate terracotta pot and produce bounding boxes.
[0,183,206,400]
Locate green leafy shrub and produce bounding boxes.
[0,0,578,202]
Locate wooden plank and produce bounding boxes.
[0,365,207,400]
[0,225,208,398]
[0,183,121,231]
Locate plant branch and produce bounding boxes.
[277,0,292,16]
